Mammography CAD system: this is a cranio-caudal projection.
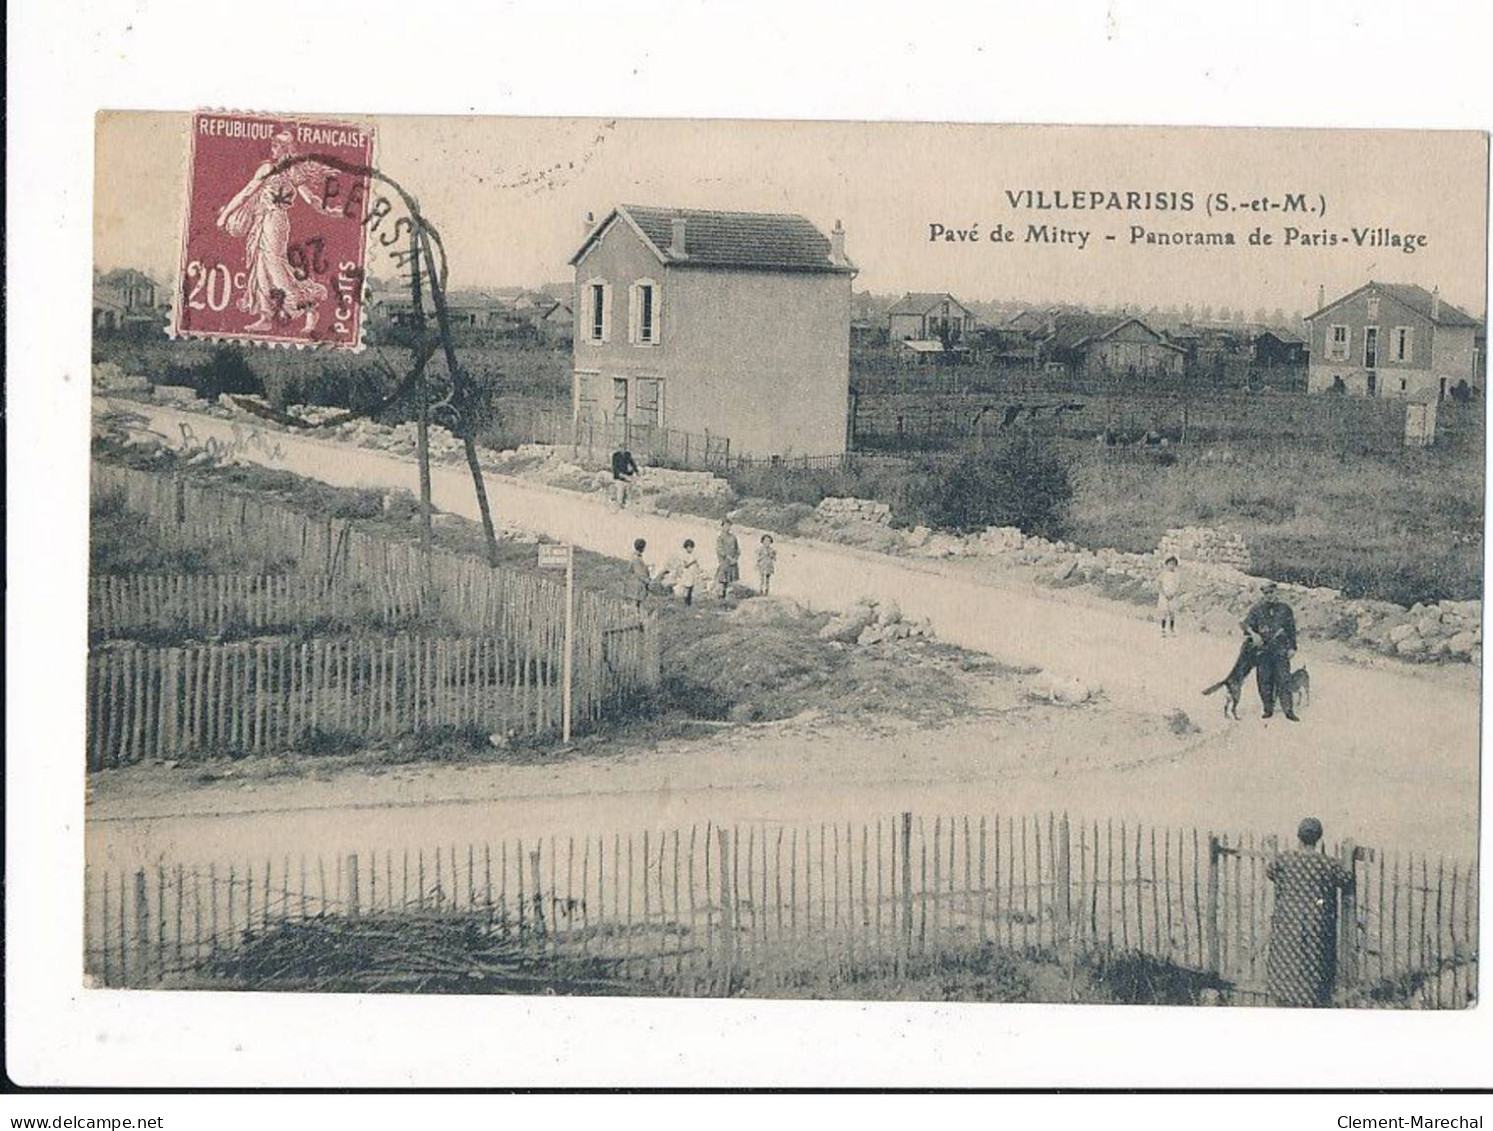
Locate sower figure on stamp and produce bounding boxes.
[1266,817,1353,1007]
[1242,581,1299,721]
[216,132,342,333]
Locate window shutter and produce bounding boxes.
[651,284,662,346]
[601,283,612,343]
[628,283,639,344]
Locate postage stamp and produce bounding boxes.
[170,111,375,349]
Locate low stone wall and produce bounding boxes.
[1157,526,1251,572]
[815,496,893,526]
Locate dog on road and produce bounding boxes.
[1202,641,1311,720]
[1287,665,1310,709]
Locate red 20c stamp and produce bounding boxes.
[172,112,375,349]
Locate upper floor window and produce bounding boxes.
[1367,296,1381,320]
[1394,326,1413,362]
[585,279,610,343]
[1327,324,1350,361]
[629,279,660,345]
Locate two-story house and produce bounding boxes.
[569,205,856,458]
[1304,282,1483,399]
[887,292,976,344]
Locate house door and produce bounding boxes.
[612,377,629,427]
[1364,327,1379,369]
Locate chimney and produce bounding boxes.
[670,217,688,258]
[582,210,596,238]
[1316,284,1325,312]
[830,219,846,265]
[1432,285,1441,321]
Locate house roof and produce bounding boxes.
[1306,282,1482,329]
[1256,326,1306,344]
[97,267,159,290]
[571,205,855,274]
[888,292,967,317]
[1047,314,1186,354]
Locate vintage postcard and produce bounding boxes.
[86,113,1485,1011]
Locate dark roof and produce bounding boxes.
[571,205,854,274]
[1047,314,1183,353]
[888,292,967,316]
[1256,326,1306,344]
[1307,282,1481,328]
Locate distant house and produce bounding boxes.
[569,204,856,458]
[374,292,514,331]
[534,299,574,342]
[93,268,162,332]
[887,292,976,344]
[1304,281,1484,399]
[1040,313,1186,379]
[1006,307,1061,336]
[1254,327,1308,368]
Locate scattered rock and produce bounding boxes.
[727,595,807,624]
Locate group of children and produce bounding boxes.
[627,518,777,609]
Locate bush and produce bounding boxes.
[164,344,261,400]
[905,435,1073,536]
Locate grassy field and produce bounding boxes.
[1064,441,1485,605]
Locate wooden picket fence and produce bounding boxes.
[90,574,363,639]
[85,813,1478,1007]
[87,463,660,765]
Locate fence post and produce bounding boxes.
[1206,835,1222,976]
[899,812,914,968]
[1057,814,1072,958]
[346,854,360,918]
[1338,839,1359,994]
[133,869,151,984]
[530,849,547,937]
[717,827,735,996]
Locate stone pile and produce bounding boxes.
[816,597,934,646]
[1157,527,1251,571]
[814,496,893,526]
[863,518,1480,666]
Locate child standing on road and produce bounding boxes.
[714,518,741,600]
[756,534,777,595]
[626,537,651,611]
[660,539,701,606]
[1157,554,1182,637]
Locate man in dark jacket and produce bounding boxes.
[610,448,640,508]
[1242,581,1299,721]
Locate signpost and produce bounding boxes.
[538,543,575,743]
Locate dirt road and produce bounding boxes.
[94,400,1482,865]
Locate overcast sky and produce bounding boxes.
[95,113,1487,317]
